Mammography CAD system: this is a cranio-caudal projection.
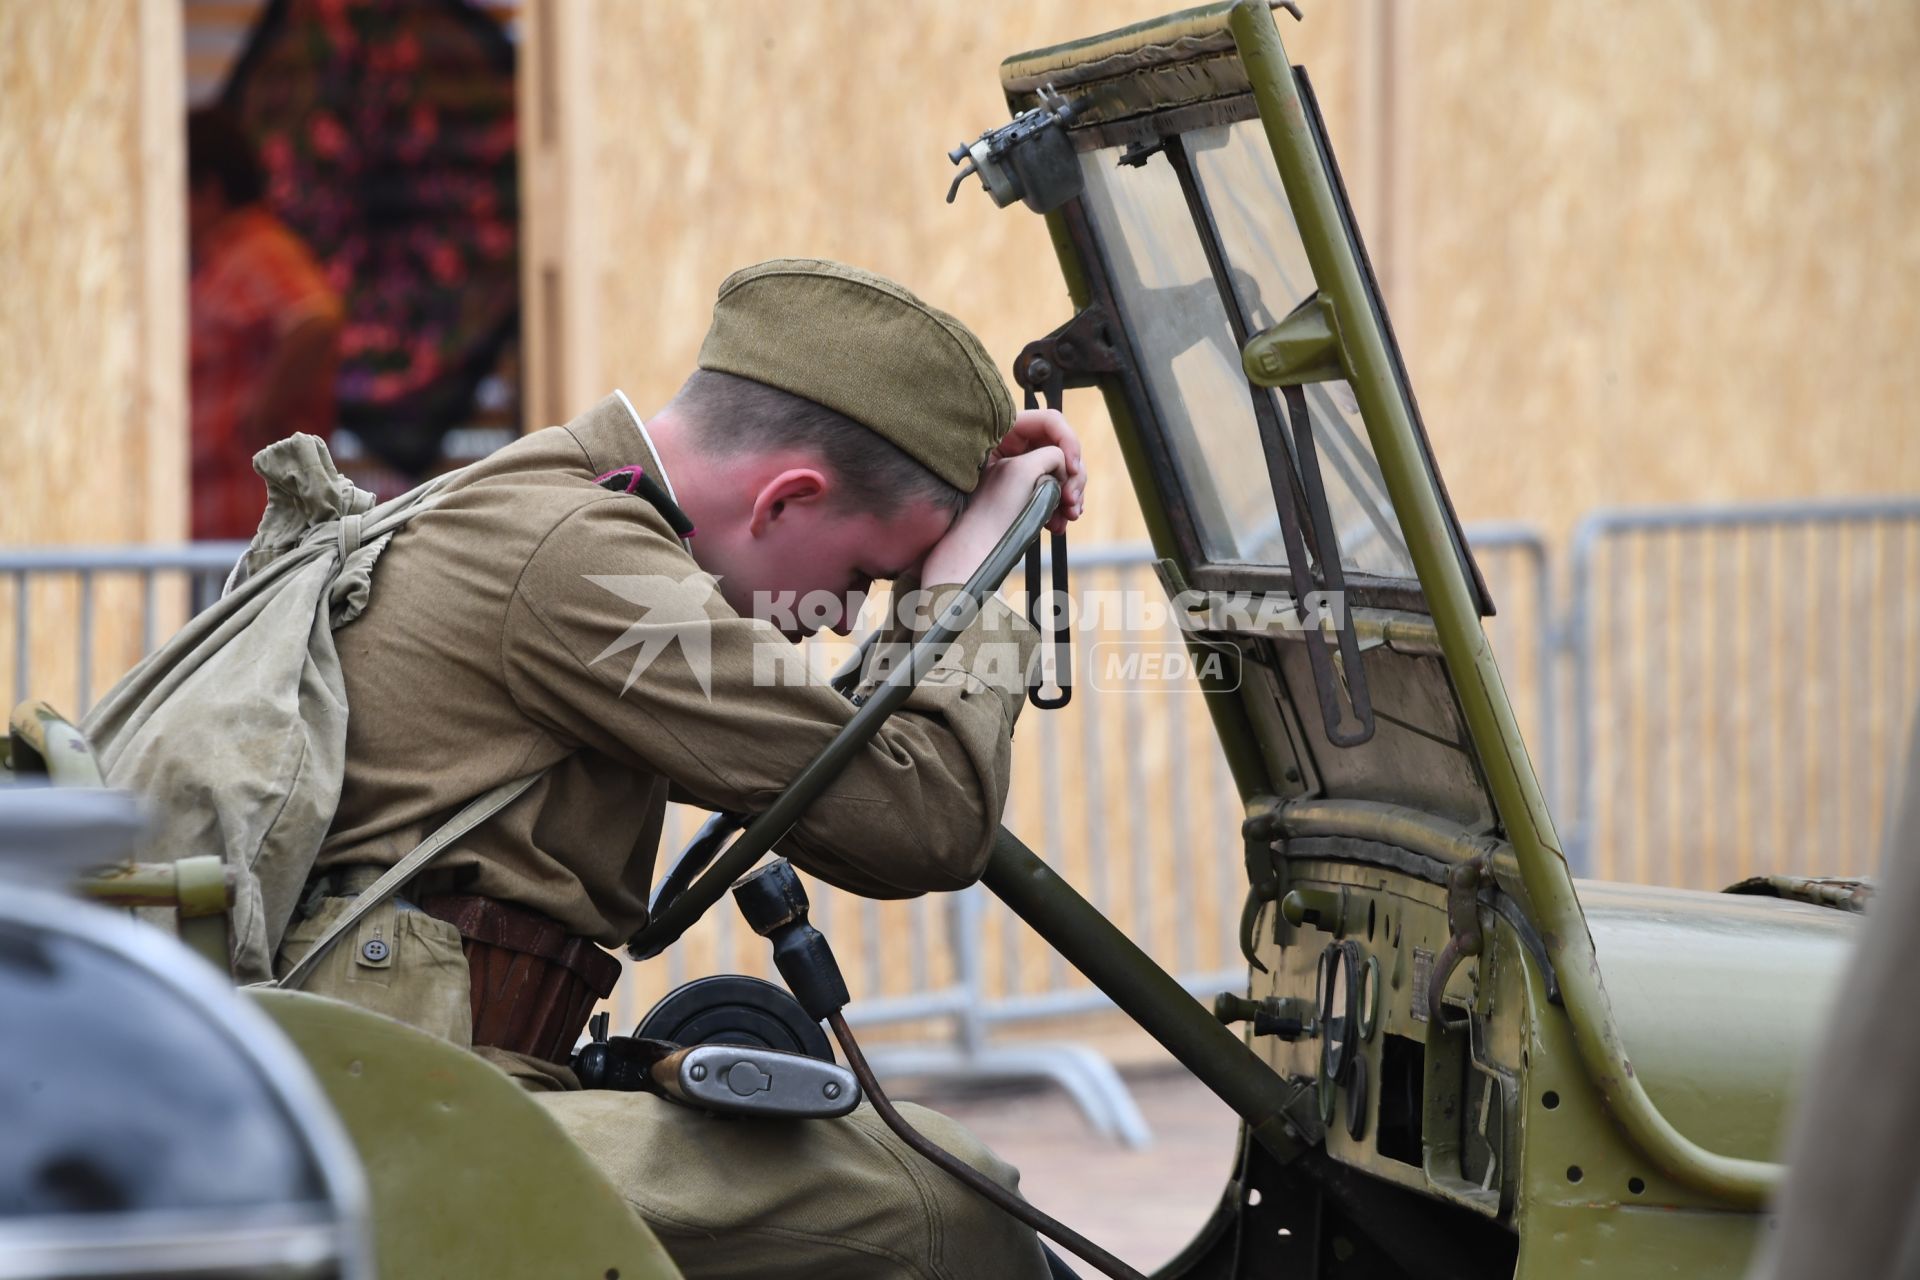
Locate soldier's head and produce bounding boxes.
[656,369,965,633]
[652,260,1013,636]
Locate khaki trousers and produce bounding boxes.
[278,898,1050,1280]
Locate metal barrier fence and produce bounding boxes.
[6,506,1913,1140]
[0,526,1553,1146]
[4,544,247,713]
[1564,497,1920,885]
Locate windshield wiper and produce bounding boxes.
[1163,135,1375,746]
[1204,159,1410,572]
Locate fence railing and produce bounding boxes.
[4,502,1913,1142]
[4,543,246,712]
[1564,497,1920,884]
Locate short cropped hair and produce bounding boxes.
[187,107,265,207]
[672,369,967,519]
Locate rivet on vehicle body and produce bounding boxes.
[823,1082,842,1099]
[690,1063,708,1082]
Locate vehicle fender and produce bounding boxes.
[252,987,683,1280]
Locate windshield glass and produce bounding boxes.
[1078,119,1415,580]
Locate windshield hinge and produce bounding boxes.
[1014,305,1122,403]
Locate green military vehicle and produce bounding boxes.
[1,3,1864,1277]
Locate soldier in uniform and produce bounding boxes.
[275,259,1085,1278]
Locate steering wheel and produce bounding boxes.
[627,476,1064,961]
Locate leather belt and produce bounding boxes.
[418,893,623,1066]
[308,862,461,903]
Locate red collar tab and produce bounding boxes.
[594,466,696,539]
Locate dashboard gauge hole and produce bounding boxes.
[1357,955,1380,1041]
[1541,1090,1560,1110]
[1376,1033,1423,1167]
[1319,944,1358,1071]
[1627,1177,1646,1196]
[1344,1054,1370,1140]
[1566,1166,1584,1184]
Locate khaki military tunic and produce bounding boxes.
[317,392,1034,939]
[285,392,1050,1280]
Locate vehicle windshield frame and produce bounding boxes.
[1054,87,1489,619]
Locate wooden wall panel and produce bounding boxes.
[1,0,185,709]
[519,0,602,432]
[575,1,1369,548]
[1398,1,1920,541]
[0,0,184,549]
[546,0,1920,552]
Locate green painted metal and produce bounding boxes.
[999,2,1237,86]
[981,826,1317,1160]
[1241,295,1344,388]
[1576,885,1854,1160]
[74,856,233,967]
[1225,0,1782,1207]
[1278,798,1503,868]
[1257,850,1845,1276]
[252,987,683,1280]
[174,855,233,968]
[1277,885,1350,932]
[76,856,226,910]
[1503,884,1851,1276]
[1514,1202,1769,1279]
[7,700,105,786]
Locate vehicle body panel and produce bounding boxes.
[253,987,682,1280]
[1578,884,1852,1160]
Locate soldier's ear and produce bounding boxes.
[747,467,830,536]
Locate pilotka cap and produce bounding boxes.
[697,259,1014,493]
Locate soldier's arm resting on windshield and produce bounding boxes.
[501,497,1036,897]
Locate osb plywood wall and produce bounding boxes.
[573,0,1920,550]
[0,0,185,708]
[1395,2,1920,540]
[0,0,183,548]
[576,1,1363,549]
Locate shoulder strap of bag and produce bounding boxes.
[269,769,547,990]
[271,461,689,988]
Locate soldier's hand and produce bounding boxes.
[994,408,1086,534]
[921,438,1079,588]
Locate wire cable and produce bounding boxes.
[827,1011,1145,1280]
